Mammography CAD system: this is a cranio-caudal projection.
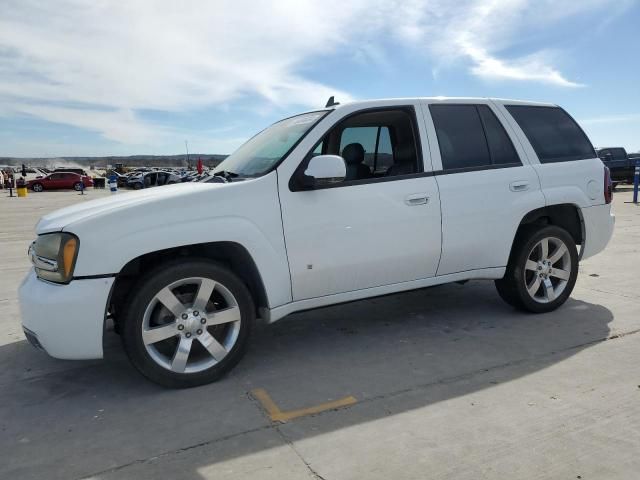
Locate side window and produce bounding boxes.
[301,107,421,185]
[610,148,626,161]
[477,105,520,165]
[430,105,491,170]
[506,105,596,163]
[340,127,377,156]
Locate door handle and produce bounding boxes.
[405,193,429,206]
[509,181,530,192]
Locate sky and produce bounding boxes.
[0,0,639,158]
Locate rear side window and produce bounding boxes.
[506,106,595,163]
[430,104,520,170]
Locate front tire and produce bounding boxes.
[32,183,44,192]
[122,259,254,388]
[496,225,578,313]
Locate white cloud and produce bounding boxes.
[0,0,632,149]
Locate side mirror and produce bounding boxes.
[302,155,346,188]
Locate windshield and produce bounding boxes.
[213,110,328,177]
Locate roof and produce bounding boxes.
[326,96,557,112]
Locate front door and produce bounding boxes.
[278,105,442,301]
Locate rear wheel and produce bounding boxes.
[133,183,142,190]
[122,259,254,388]
[32,183,44,192]
[495,225,578,313]
[73,182,82,191]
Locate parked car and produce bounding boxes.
[19,97,614,388]
[596,147,638,186]
[27,172,93,192]
[126,171,181,189]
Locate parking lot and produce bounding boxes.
[1,187,639,479]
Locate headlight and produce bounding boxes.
[29,233,79,284]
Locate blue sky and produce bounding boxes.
[0,0,639,157]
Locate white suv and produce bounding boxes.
[19,97,615,387]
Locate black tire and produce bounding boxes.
[495,225,578,313]
[133,183,142,190]
[32,183,44,192]
[73,182,82,191]
[121,259,255,388]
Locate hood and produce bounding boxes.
[36,182,227,234]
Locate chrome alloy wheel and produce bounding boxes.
[142,277,242,373]
[524,237,572,304]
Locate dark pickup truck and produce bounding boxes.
[596,147,640,186]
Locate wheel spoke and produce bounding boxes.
[193,278,216,312]
[550,268,570,281]
[548,243,567,265]
[539,238,549,260]
[209,306,241,326]
[525,259,538,272]
[171,337,193,372]
[142,323,177,345]
[156,287,185,318]
[527,276,542,297]
[198,331,227,361]
[542,278,556,301]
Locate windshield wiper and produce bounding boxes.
[212,170,239,182]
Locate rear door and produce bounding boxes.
[422,100,544,275]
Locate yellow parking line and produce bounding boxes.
[251,388,357,423]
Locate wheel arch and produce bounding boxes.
[109,241,269,326]
[509,203,584,262]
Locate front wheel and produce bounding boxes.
[495,225,578,313]
[122,259,255,388]
[32,183,44,192]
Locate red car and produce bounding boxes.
[27,172,94,192]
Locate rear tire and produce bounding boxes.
[73,182,82,191]
[496,225,578,313]
[122,259,254,388]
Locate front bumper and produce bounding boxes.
[581,203,615,260]
[18,269,114,359]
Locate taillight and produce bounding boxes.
[604,166,612,204]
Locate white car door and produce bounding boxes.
[278,103,442,301]
[421,100,545,276]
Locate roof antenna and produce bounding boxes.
[325,96,340,108]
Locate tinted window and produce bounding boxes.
[477,105,520,165]
[506,106,595,163]
[610,148,627,160]
[430,104,491,170]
